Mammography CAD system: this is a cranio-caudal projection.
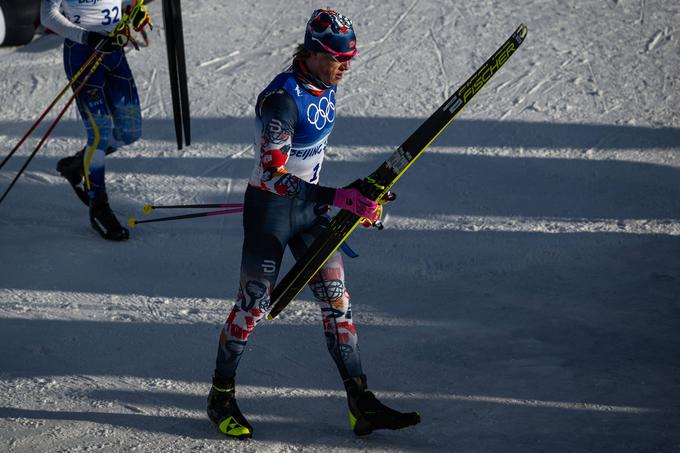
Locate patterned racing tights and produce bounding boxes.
[215,185,363,382]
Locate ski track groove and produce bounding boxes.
[381,53,399,76]
[361,0,420,53]
[142,68,157,111]
[209,45,296,73]
[198,50,240,68]
[153,68,168,118]
[636,0,648,50]
[429,28,449,99]
[215,60,246,73]
[572,28,609,115]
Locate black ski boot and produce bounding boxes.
[89,192,129,241]
[207,375,253,439]
[56,148,89,206]
[345,375,421,436]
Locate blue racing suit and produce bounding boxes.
[41,0,142,196]
[64,40,141,194]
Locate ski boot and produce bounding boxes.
[56,148,89,206]
[207,375,253,439]
[345,375,421,436]
[57,147,118,206]
[89,191,129,241]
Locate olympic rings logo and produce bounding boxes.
[307,91,336,130]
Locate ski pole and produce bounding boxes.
[128,207,244,227]
[135,203,360,258]
[142,202,244,214]
[0,48,104,171]
[0,53,106,206]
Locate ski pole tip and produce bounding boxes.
[128,217,137,227]
[143,204,153,214]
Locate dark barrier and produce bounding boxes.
[0,0,40,47]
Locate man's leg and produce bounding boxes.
[215,233,284,379]
[60,42,128,240]
[292,219,421,436]
[290,219,363,381]
[76,80,129,241]
[210,232,286,439]
[105,53,142,152]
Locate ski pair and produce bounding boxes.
[267,24,529,320]
[162,0,191,149]
[0,3,148,206]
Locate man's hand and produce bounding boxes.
[85,32,120,53]
[131,4,151,32]
[333,187,382,224]
[359,191,396,229]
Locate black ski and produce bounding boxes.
[162,0,191,149]
[267,24,529,320]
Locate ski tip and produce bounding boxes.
[266,313,275,321]
[143,204,153,214]
[517,23,528,39]
[128,217,137,228]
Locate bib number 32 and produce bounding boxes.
[101,7,120,26]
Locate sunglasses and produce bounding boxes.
[329,48,358,63]
[329,50,357,63]
[312,37,357,63]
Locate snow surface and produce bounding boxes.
[1,0,680,451]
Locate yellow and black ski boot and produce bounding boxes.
[345,375,421,436]
[207,376,253,439]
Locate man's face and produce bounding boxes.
[306,52,352,86]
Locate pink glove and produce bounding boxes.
[333,188,382,224]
